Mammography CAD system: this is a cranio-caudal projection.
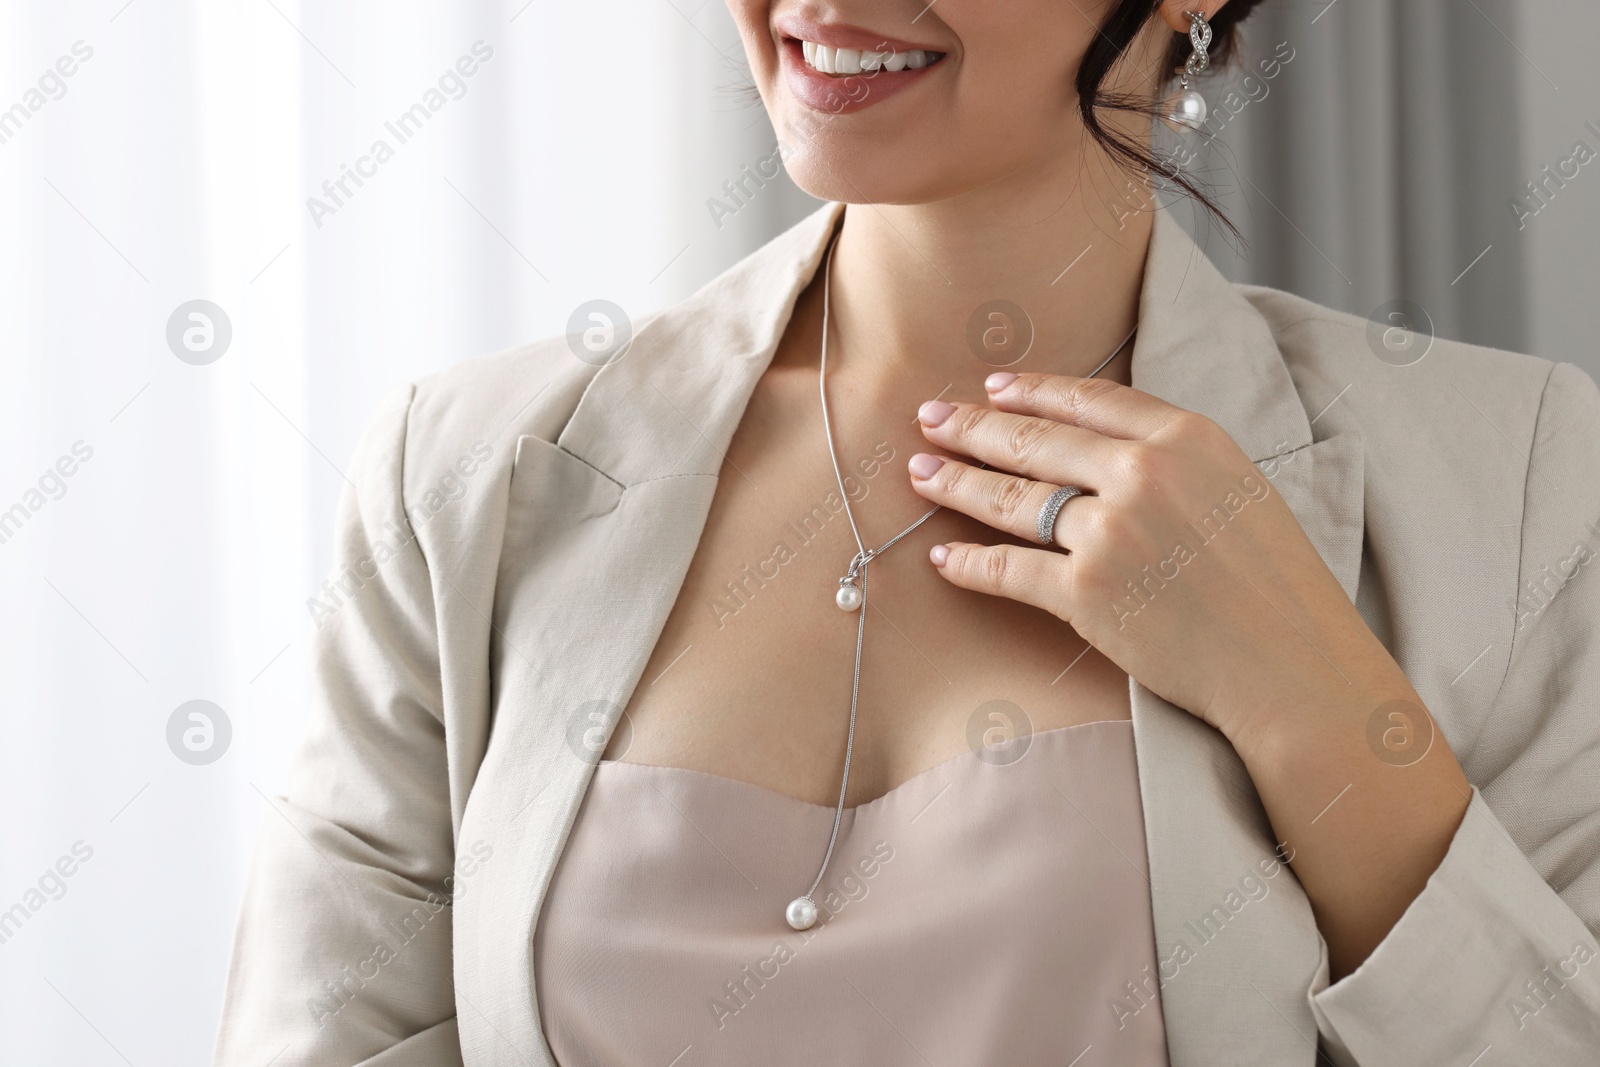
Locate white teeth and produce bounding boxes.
[799,40,940,75]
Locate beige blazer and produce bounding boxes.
[215,201,1600,1066]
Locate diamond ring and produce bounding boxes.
[1035,484,1083,545]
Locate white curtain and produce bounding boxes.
[0,2,807,1062]
[0,1,1592,1063]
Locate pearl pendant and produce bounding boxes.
[835,582,863,612]
[1162,87,1207,132]
[786,896,818,930]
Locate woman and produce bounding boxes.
[216,1,1600,1065]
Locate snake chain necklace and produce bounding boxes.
[784,233,1129,931]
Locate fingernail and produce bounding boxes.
[908,453,945,480]
[929,544,950,567]
[918,400,956,427]
[985,372,1018,393]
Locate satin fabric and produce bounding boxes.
[534,721,1170,1067]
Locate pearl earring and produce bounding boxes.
[1162,10,1212,132]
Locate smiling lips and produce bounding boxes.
[777,12,947,113]
[777,18,947,114]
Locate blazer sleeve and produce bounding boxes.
[214,384,464,1066]
[1306,360,1600,1065]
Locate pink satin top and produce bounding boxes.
[533,719,1171,1066]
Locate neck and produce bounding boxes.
[823,159,1154,398]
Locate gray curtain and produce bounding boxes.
[1173,0,1599,378]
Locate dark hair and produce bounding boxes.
[1077,0,1268,237]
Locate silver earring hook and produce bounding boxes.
[1180,10,1213,89]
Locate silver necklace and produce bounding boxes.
[784,233,1131,931]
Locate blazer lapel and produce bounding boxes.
[1127,209,1367,1067]
[451,202,846,1066]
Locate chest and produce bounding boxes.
[606,362,1131,806]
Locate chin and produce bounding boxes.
[770,96,1086,209]
[776,133,966,207]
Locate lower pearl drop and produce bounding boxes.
[786,896,818,930]
[1162,88,1207,132]
[835,583,863,611]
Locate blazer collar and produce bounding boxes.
[463,200,1366,1067]
[559,200,1318,476]
[1130,207,1316,465]
[556,202,844,484]
[557,197,1363,607]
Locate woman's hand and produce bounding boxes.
[909,370,1475,979]
[907,370,1402,747]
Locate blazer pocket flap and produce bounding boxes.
[510,434,624,523]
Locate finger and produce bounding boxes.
[915,401,1119,485]
[908,453,1101,548]
[982,371,1187,441]
[928,540,1071,618]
